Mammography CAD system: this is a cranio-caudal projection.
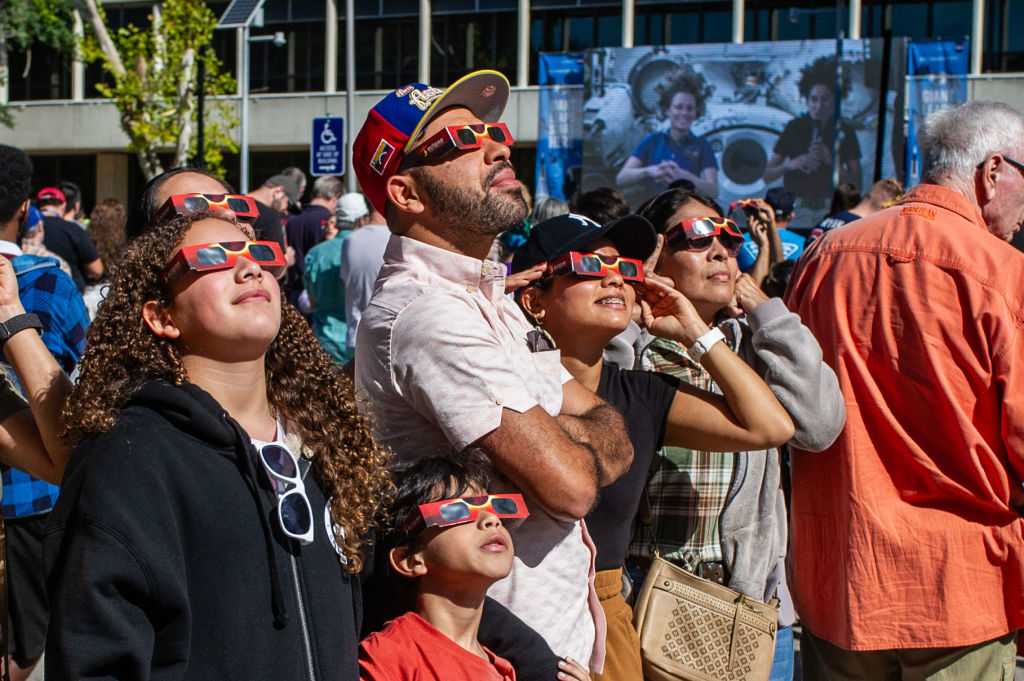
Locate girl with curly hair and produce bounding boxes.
[44,211,392,681]
[617,69,719,199]
[763,55,861,207]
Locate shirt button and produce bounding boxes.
[496,397,503,406]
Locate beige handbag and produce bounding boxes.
[632,552,778,681]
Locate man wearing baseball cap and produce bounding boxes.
[353,70,633,677]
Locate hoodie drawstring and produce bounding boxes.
[225,416,290,629]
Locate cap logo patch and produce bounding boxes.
[567,213,599,230]
[395,86,445,112]
[369,139,396,176]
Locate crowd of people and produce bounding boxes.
[0,67,1018,681]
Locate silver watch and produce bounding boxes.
[688,327,726,363]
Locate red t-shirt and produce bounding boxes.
[359,612,516,681]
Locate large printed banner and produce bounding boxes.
[534,53,584,202]
[582,40,906,227]
[904,41,970,186]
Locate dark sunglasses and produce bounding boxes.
[665,217,744,257]
[259,443,314,545]
[404,122,515,168]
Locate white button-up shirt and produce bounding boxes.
[355,235,605,671]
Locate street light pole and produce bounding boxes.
[240,30,286,193]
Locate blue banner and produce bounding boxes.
[535,53,584,202]
[905,40,969,186]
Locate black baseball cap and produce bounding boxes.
[765,188,796,218]
[510,212,657,274]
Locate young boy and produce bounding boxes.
[358,456,591,681]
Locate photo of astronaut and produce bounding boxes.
[582,39,906,227]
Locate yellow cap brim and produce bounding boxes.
[402,70,511,153]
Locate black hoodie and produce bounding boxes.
[43,379,361,681]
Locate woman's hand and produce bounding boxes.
[734,273,770,313]
[557,657,591,681]
[638,277,710,347]
[0,257,26,322]
[505,263,546,294]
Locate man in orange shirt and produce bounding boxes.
[786,100,1024,680]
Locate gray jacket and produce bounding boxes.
[635,298,845,625]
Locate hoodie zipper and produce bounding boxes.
[290,554,318,681]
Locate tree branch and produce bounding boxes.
[172,47,195,168]
[78,0,124,78]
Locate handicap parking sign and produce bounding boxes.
[311,116,345,176]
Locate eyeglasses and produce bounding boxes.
[259,443,314,545]
[404,122,515,168]
[163,240,287,282]
[546,251,645,283]
[1005,157,1024,175]
[665,217,744,257]
[154,193,260,224]
[417,493,529,530]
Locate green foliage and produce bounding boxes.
[83,0,238,179]
[0,0,77,127]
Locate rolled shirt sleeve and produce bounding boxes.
[389,293,564,452]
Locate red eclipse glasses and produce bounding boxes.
[405,122,515,168]
[547,251,646,284]
[417,493,529,530]
[154,193,260,225]
[665,217,744,257]
[163,240,287,282]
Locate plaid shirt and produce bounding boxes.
[1,250,89,518]
[629,336,735,571]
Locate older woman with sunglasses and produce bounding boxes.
[629,187,846,681]
[510,212,795,681]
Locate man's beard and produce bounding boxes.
[413,163,528,237]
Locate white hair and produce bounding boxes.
[921,101,1024,183]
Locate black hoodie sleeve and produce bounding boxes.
[43,419,191,681]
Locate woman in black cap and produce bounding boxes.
[509,211,794,681]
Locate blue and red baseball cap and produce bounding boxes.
[353,69,511,214]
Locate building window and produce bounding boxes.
[429,12,518,86]
[7,45,71,101]
[85,4,152,99]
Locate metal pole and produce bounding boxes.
[621,0,634,48]
[971,0,984,74]
[240,24,251,193]
[517,0,529,87]
[418,0,431,83]
[848,0,861,40]
[325,0,338,93]
[345,0,356,192]
[732,0,744,44]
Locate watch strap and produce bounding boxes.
[0,313,42,347]
[688,326,726,363]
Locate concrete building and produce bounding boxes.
[0,0,1021,209]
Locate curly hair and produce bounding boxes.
[798,55,851,100]
[88,198,127,271]
[658,69,712,119]
[62,213,393,572]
